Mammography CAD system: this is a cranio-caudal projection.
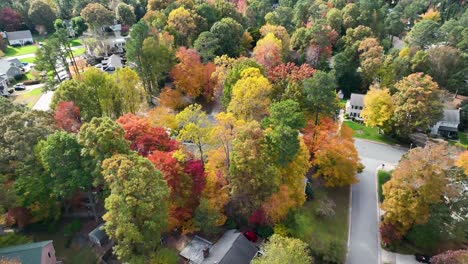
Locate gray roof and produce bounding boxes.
[180,236,213,264]
[89,224,108,242]
[0,59,19,75]
[201,230,258,264]
[6,30,33,41]
[349,93,365,106]
[103,54,122,68]
[442,109,460,124]
[8,58,22,67]
[0,240,52,263]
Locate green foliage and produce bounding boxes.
[28,0,57,32]
[0,233,31,248]
[116,3,136,26]
[378,170,391,202]
[256,225,274,238]
[303,70,338,125]
[63,219,82,237]
[151,248,179,264]
[194,31,220,62]
[70,16,88,36]
[252,234,312,264]
[222,59,264,107]
[407,19,440,48]
[210,17,244,57]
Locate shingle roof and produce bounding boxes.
[6,30,33,41]
[0,240,52,263]
[0,59,17,75]
[201,230,257,264]
[349,93,365,107]
[180,236,213,264]
[442,109,460,124]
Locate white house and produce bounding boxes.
[0,58,23,81]
[431,109,460,138]
[345,93,365,120]
[6,30,34,46]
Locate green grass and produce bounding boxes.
[284,186,349,263]
[344,120,397,145]
[459,132,468,146]
[5,45,38,57]
[20,57,36,64]
[13,87,43,108]
[70,39,82,47]
[377,170,392,203]
[71,47,85,57]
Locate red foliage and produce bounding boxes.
[302,117,337,156]
[268,62,315,83]
[5,207,32,229]
[184,159,206,197]
[148,151,182,192]
[54,101,81,133]
[431,250,468,264]
[0,8,22,32]
[248,208,267,226]
[117,114,177,156]
[379,222,402,245]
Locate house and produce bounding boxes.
[180,230,258,264]
[6,30,34,46]
[89,223,109,247]
[102,54,123,70]
[431,109,460,138]
[0,75,8,96]
[0,240,57,264]
[345,93,365,120]
[0,59,23,81]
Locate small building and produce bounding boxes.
[0,240,57,264]
[431,109,460,138]
[102,54,123,70]
[89,223,109,247]
[180,230,258,264]
[6,30,34,46]
[345,93,365,120]
[0,59,23,81]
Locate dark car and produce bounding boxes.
[415,254,431,263]
[13,84,26,91]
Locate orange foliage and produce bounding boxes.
[302,117,337,156]
[456,151,468,175]
[262,185,297,224]
[159,87,185,110]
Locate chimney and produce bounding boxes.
[203,247,210,258]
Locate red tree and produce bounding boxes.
[117,113,177,156]
[54,101,81,133]
[0,8,22,32]
[248,208,267,226]
[268,62,315,83]
[5,207,32,229]
[184,159,206,197]
[302,117,337,156]
[380,222,402,245]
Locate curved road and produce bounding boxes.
[346,139,407,264]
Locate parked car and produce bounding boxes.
[13,83,26,90]
[104,66,115,73]
[415,254,431,263]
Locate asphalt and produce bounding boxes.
[346,139,407,264]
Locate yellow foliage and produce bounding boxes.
[420,8,441,21]
[399,46,410,58]
[147,106,177,130]
[456,151,468,176]
[361,86,394,129]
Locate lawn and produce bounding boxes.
[284,186,350,263]
[344,120,397,145]
[13,87,43,108]
[70,39,82,47]
[71,47,86,57]
[5,45,39,57]
[20,57,36,64]
[377,170,392,203]
[459,132,468,146]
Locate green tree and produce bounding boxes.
[116,3,136,26]
[406,19,440,49]
[210,17,244,57]
[28,0,57,33]
[385,8,405,39]
[326,8,343,34]
[252,234,312,264]
[391,73,443,136]
[80,3,114,31]
[102,154,169,263]
[70,16,88,36]
[114,68,146,114]
[194,31,220,62]
[303,70,338,125]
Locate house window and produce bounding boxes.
[359,106,363,110]
[48,252,51,258]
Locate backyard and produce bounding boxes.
[12,87,43,108]
[4,45,39,57]
[344,120,398,145]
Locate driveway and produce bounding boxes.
[346,139,407,264]
[32,90,54,111]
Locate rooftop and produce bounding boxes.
[201,230,257,264]
[180,235,213,264]
[349,93,365,106]
[6,30,33,41]
[0,240,53,263]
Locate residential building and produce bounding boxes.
[0,59,23,81]
[431,109,460,138]
[0,240,57,264]
[180,229,258,264]
[345,93,365,120]
[88,224,109,247]
[6,30,34,46]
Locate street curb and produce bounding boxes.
[375,166,382,264]
[346,184,352,262]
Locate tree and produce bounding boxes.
[54,101,81,133]
[81,3,114,30]
[431,250,468,264]
[114,68,146,114]
[252,234,312,264]
[210,112,239,167]
[147,106,177,131]
[35,36,71,88]
[358,38,384,87]
[102,154,169,263]
[77,117,130,185]
[259,24,290,58]
[194,32,220,62]
[406,19,440,49]
[385,9,405,38]
[361,86,394,131]
[175,104,212,164]
[54,19,66,31]
[166,7,200,46]
[159,87,184,110]
[313,125,359,187]
[117,113,177,156]
[210,17,244,57]
[268,62,315,103]
[426,46,466,94]
[28,0,56,33]
[303,117,337,156]
[116,3,136,26]
[382,143,457,233]
[392,73,443,136]
[303,70,338,125]
[0,7,22,31]
[70,16,88,36]
[456,151,468,176]
[342,3,360,29]
[326,8,342,34]
[227,68,273,121]
[252,33,282,71]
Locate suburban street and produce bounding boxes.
[347,139,407,264]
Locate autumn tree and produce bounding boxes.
[116,3,136,26]
[303,117,338,157]
[80,3,114,31]
[426,46,466,94]
[210,17,244,57]
[431,250,468,264]
[391,73,443,136]
[0,8,22,31]
[175,104,212,164]
[53,101,81,133]
[252,234,312,264]
[268,62,315,103]
[361,86,394,132]
[166,7,201,46]
[252,33,283,71]
[303,70,338,125]
[382,143,457,234]
[102,154,169,263]
[358,38,384,87]
[52,80,100,122]
[222,59,264,107]
[117,113,177,156]
[456,151,468,176]
[259,24,290,58]
[115,68,146,114]
[210,112,240,167]
[227,68,272,121]
[147,106,178,131]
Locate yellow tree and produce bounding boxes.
[114,68,146,114]
[259,24,291,58]
[166,6,199,45]
[147,106,177,130]
[381,143,456,234]
[456,151,468,176]
[227,68,273,121]
[361,86,394,131]
[210,112,243,167]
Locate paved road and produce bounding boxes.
[32,90,54,111]
[346,139,407,264]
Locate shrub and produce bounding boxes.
[64,219,82,237]
[256,225,274,238]
[380,222,402,246]
[431,250,468,264]
[309,238,345,264]
[377,170,391,202]
[273,224,289,237]
[357,162,365,173]
[314,196,336,218]
[0,233,31,248]
[405,222,440,251]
